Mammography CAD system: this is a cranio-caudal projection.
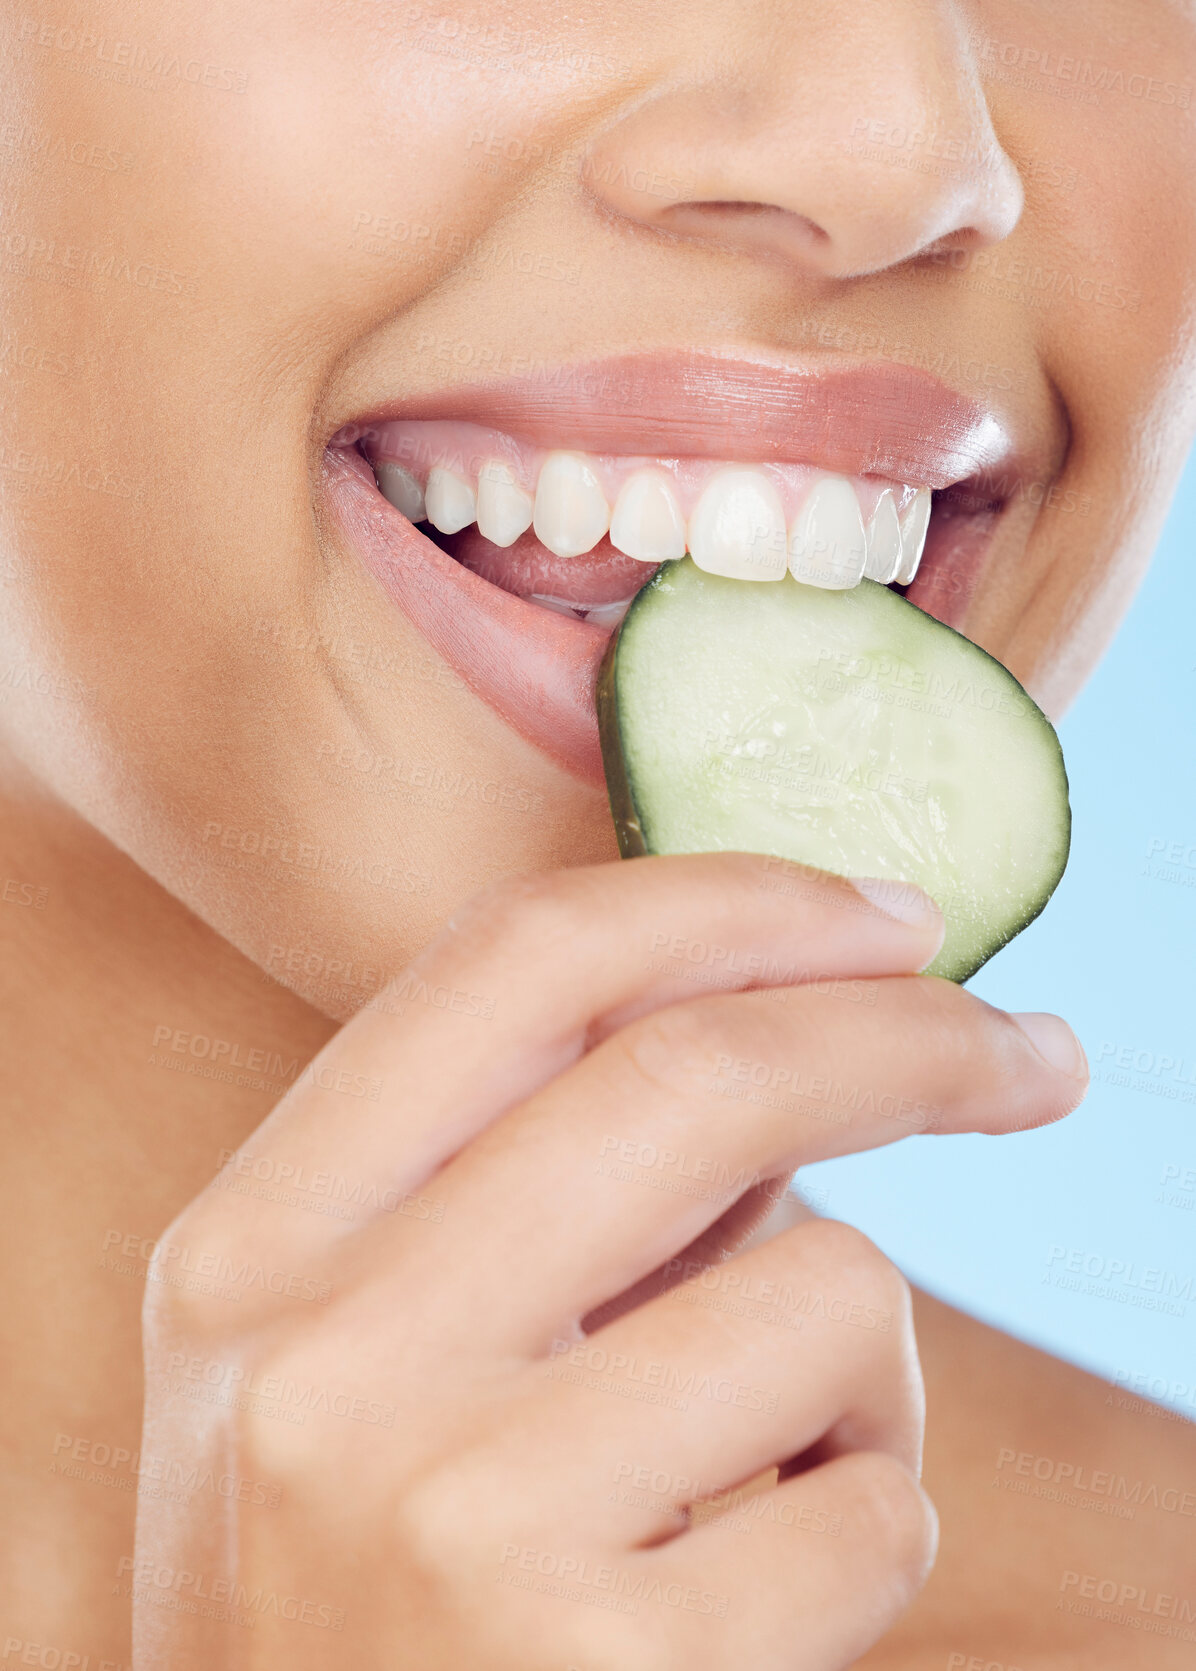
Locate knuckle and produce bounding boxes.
[792,1218,912,1324]
[836,1449,937,1579]
[395,1445,530,1581]
[445,869,586,963]
[795,1215,886,1283]
[137,1205,232,1334]
[395,1461,475,1566]
[226,1332,355,1477]
[613,1000,730,1102]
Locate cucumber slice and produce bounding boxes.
[597,558,1069,983]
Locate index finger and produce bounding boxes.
[227,855,942,1237]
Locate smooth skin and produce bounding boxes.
[1,1,1196,1667]
[137,858,1085,1668]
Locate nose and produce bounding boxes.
[582,1,1023,280]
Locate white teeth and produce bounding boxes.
[476,458,534,548]
[895,488,932,585]
[375,461,426,523]
[863,488,904,584]
[424,467,477,535]
[376,439,931,594]
[532,451,611,558]
[609,469,687,563]
[687,468,788,581]
[788,476,867,589]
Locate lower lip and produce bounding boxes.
[323,445,615,784]
[323,445,1000,788]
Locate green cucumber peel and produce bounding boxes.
[597,557,1070,983]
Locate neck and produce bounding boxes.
[0,765,333,1651]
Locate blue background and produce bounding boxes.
[801,447,1196,1413]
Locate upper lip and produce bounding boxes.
[331,349,1024,494]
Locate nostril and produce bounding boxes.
[919,225,990,261]
[679,199,775,217]
[659,198,832,256]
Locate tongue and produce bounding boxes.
[445,525,660,608]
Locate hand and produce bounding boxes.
[133,853,1087,1669]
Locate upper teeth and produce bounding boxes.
[477,459,534,547]
[609,469,687,562]
[532,451,610,558]
[370,434,931,591]
[863,489,903,586]
[896,489,933,587]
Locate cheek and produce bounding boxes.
[0,0,587,697]
[0,4,615,994]
[978,1,1196,407]
[951,7,1196,707]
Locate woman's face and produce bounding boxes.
[2,0,1194,1015]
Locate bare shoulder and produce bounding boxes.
[853,1291,1196,1671]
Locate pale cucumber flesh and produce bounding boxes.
[597,558,1070,983]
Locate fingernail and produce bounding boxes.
[1011,1012,1088,1078]
[850,877,941,930]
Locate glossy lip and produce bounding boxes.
[334,350,1020,487]
[323,351,1036,787]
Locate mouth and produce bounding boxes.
[322,352,1022,787]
